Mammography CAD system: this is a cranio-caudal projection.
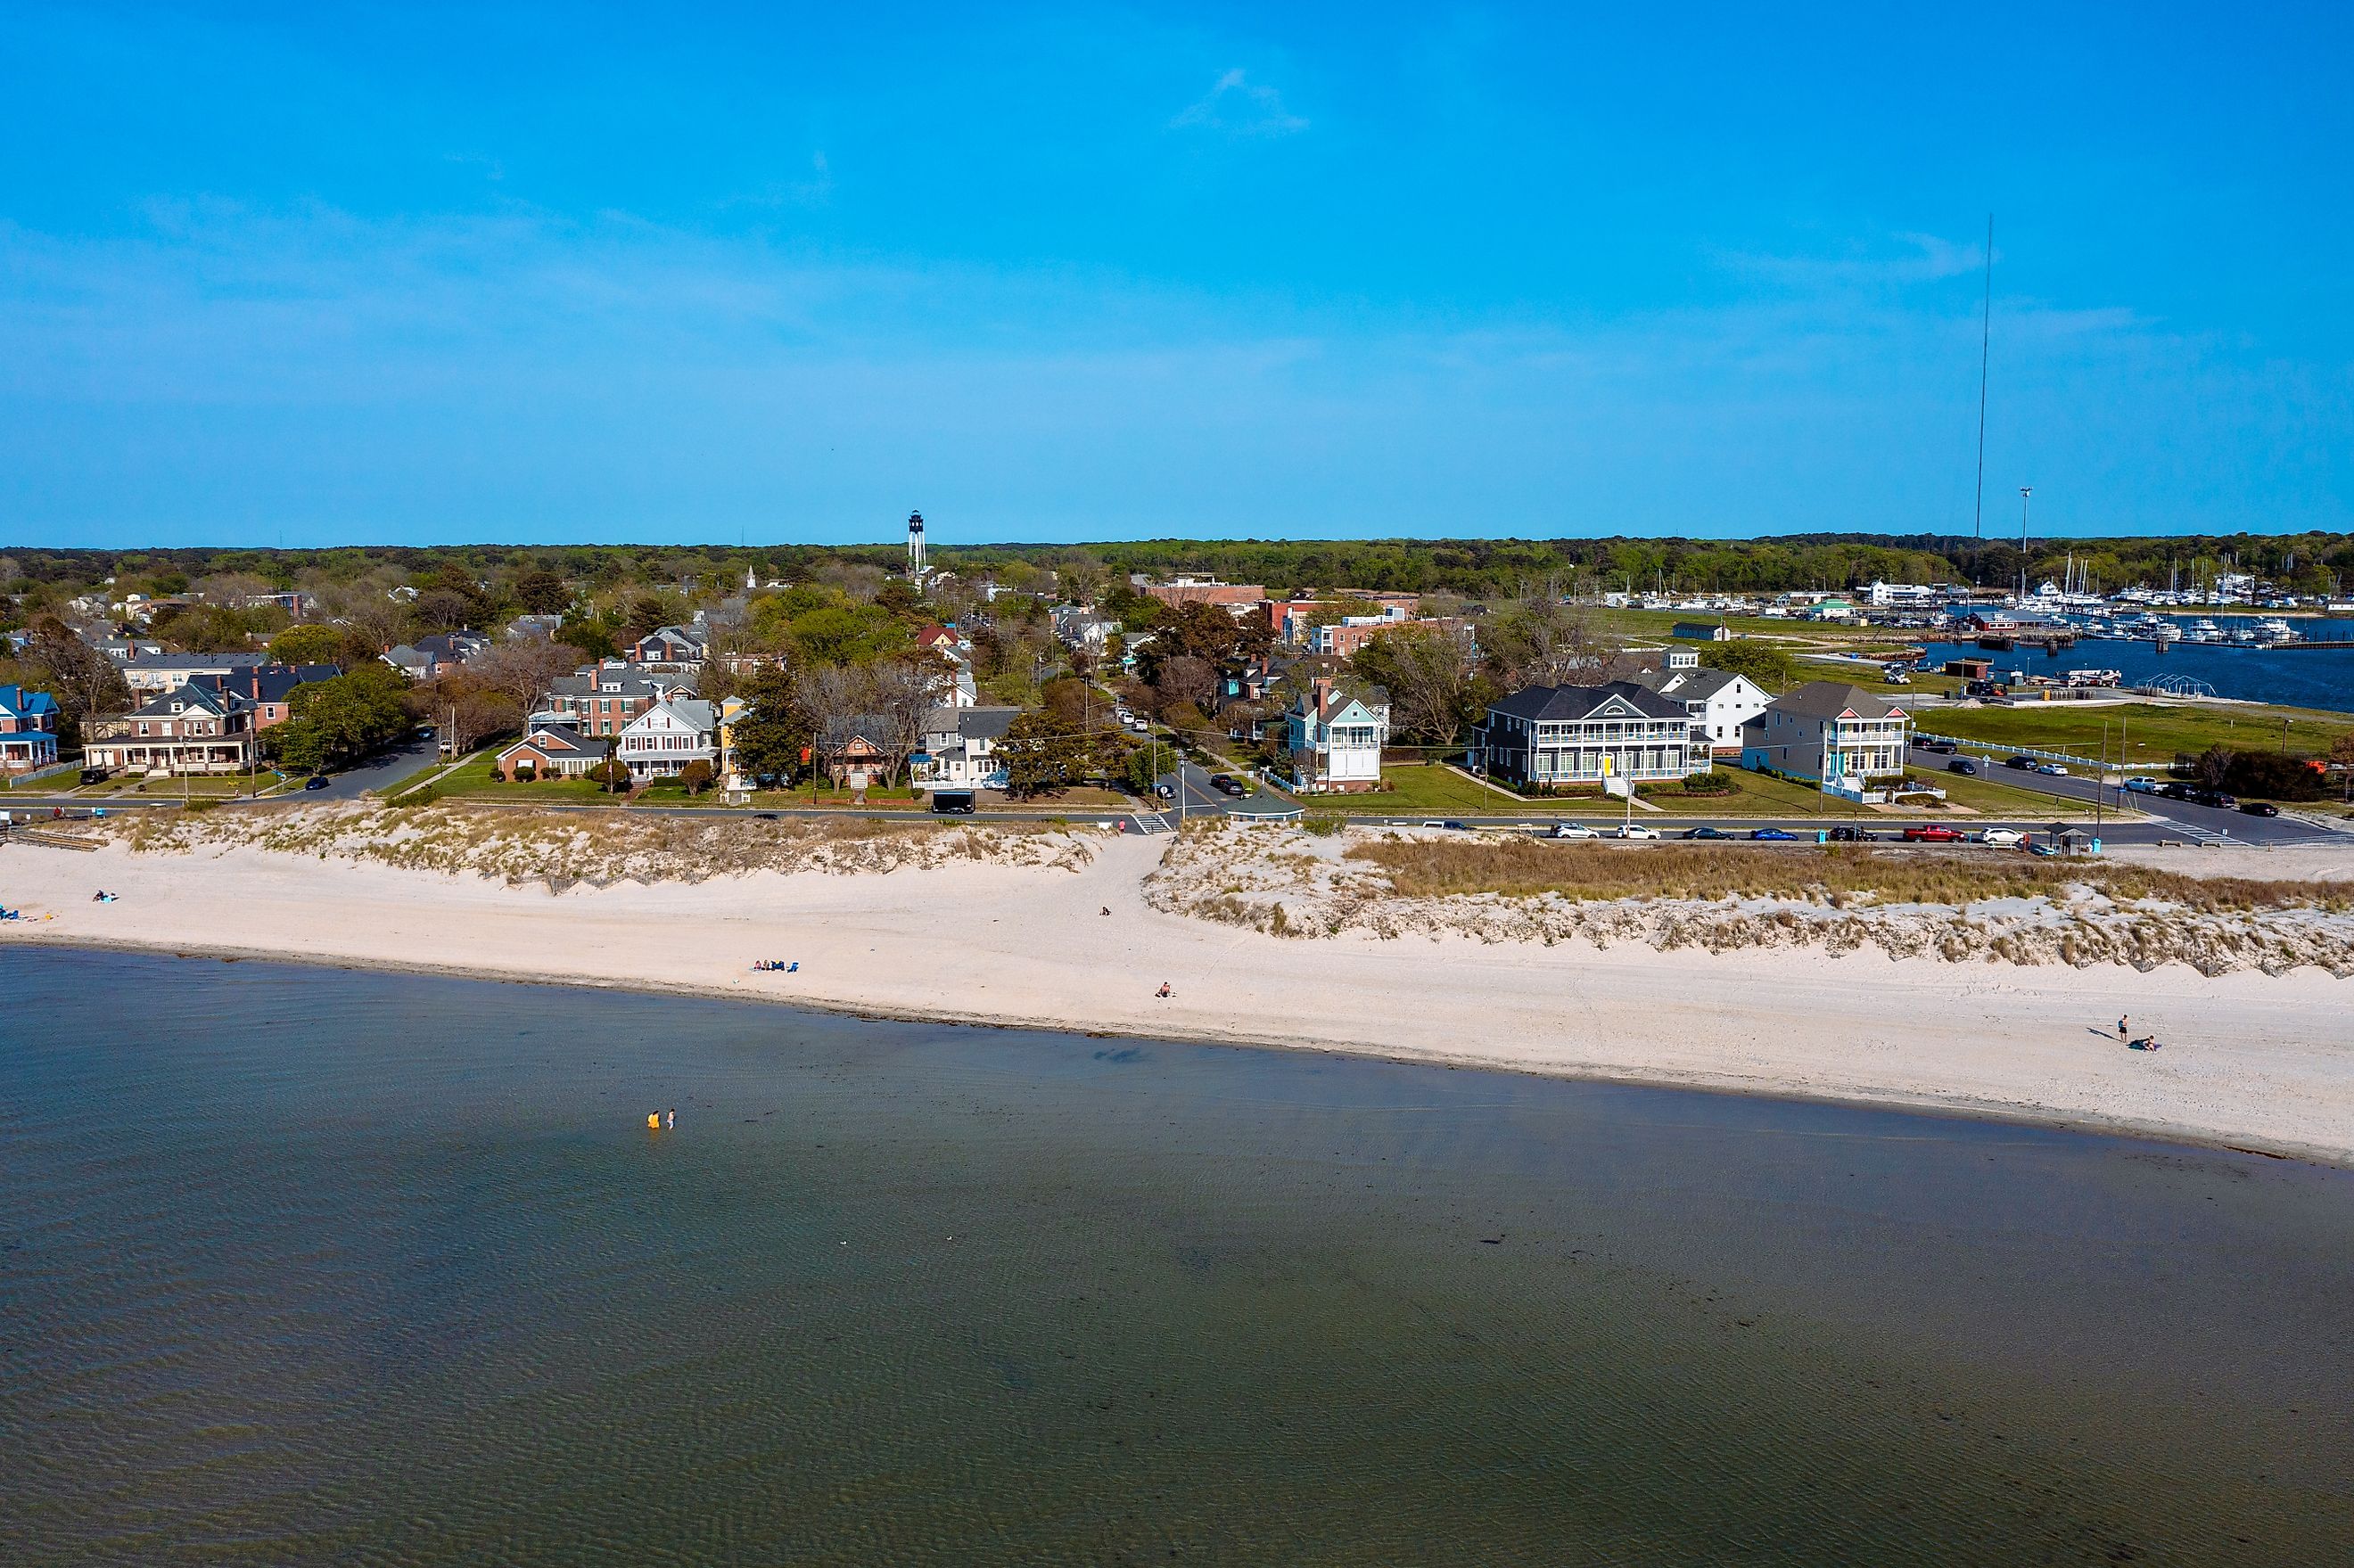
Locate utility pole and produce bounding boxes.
[2018,486,2034,599]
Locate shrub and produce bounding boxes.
[1675,770,1737,796]
[487,766,506,784]
[679,759,715,795]
[1301,814,1345,837]
[512,763,536,782]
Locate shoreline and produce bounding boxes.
[6,833,2351,1168]
[8,928,2344,1168]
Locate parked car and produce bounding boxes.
[1902,825,1966,842]
[2004,755,2037,770]
[78,767,111,785]
[304,775,331,791]
[1917,739,1959,755]
[1214,776,1248,798]
[753,811,779,820]
[2193,789,2239,809]
[1616,824,1660,840]
[2028,841,2060,857]
[2157,781,2194,800]
[2238,800,2280,817]
[1155,783,1174,801]
[1749,827,1798,841]
[1828,825,1874,842]
[2121,776,2161,793]
[1947,758,1978,776]
[1980,827,2025,847]
[1543,822,1598,840]
[1682,825,1732,840]
[2035,762,2069,776]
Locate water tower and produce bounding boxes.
[906,510,926,576]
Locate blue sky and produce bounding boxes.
[4,3,2349,546]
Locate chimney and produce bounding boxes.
[1313,675,1332,715]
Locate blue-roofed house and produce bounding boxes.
[0,685,62,773]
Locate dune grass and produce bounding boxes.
[1343,839,2348,914]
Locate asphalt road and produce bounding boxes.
[311,733,442,800]
[1905,741,2336,847]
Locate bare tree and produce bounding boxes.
[470,636,584,714]
[1482,599,1631,689]
[1155,654,1216,718]
[866,658,942,783]
[1354,626,1474,745]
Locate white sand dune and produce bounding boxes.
[5,832,2350,1164]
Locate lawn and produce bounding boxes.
[1322,763,1588,815]
[75,771,289,799]
[1321,762,2000,818]
[424,751,613,803]
[1913,701,2352,771]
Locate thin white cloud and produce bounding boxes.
[1171,69,1307,135]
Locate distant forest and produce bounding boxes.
[3,531,2350,603]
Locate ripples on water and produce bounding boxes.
[3,950,2350,1564]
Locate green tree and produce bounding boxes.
[726,669,813,784]
[1698,639,1798,692]
[514,568,571,615]
[997,709,1114,799]
[276,666,413,770]
[268,623,375,668]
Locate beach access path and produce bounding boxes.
[5,833,2350,1165]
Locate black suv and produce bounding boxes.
[1947,758,1978,776]
[1828,825,1874,842]
[2004,755,2037,770]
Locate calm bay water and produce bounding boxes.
[2024,616,2354,710]
[4,949,2351,1564]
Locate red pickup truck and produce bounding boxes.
[1901,825,1966,842]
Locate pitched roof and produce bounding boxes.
[191,664,339,705]
[1296,680,1389,720]
[959,706,1021,742]
[128,682,243,718]
[1625,668,1753,702]
[1486,680,1687,723]
[1767,681,1909,722]
[0,685,61,719]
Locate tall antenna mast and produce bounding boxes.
[1971,214,1993,540]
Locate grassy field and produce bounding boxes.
[1914,701,2353,770]
[423,752,613,802]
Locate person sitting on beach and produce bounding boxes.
[1100,906,1112,916]
[1156,981,1173,998]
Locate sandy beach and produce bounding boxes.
[5,829,2352,1164]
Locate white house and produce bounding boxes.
[916,706,1021,787]
[1285,676,1388,793]
[617,698,718,780]
[1626,667,1774,759]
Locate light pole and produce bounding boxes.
[2018,486,2033,599]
